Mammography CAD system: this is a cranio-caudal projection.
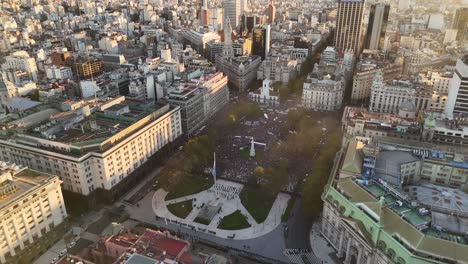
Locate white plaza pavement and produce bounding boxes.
[151,179,290,240]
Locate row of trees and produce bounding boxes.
[253,160,289,194]
[301,131,342,220]
[220,101,263,129]
[278,37,333,101]
[159,135,215,191]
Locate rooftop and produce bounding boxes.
[329,177,468,261]
[7,98,175,155]
[125,253,159,264]
[0,167,56,211]
[109,229,190,263]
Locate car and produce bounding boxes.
[51,256,59,263]
[59,249,67,256]
[67,242,76,248]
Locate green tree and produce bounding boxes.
[29,89,40,101]
[184,135,214,172]
[39,13,48,22]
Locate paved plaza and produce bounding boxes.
[151,179,291,240]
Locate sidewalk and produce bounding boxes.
[135,179,291,240]
[309,219,339,264]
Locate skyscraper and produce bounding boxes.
[252,25,271,60]
[334,0,365,56]
[197,0,210,26]
[267,0,275,24]
[445,55,468,119]
[364,4,390,50]
[223,0,241,29]
[453,7,468,42]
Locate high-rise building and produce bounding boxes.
[223,0,241,29]
[445,55,468,119]
[334,0,365,56]
[197,0,210,25]
[453,7,468,42]
[208,5,224,31]
[72,58,103,79]
[252,25,271,60]
[267,0,275,24]
[240,15,263,36]
[364,4,390,50]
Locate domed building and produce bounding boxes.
[398,100,417,118]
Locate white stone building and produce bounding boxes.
[249,79,279,106]
[0,167,67,263]
[302,73,344,111]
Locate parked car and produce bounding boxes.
[67,242,76,248]
[59,249,67,256]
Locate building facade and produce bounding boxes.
[72,58,103,79]
[445,56,468,119]
[224,0,241,28]
[0,167,67,263]
[334,0,365,55]
[302,74,344,111]
[321,137,468,264]
[248,79,279,106]
[0,99,182,196]
[252,25,271,60]
[453,7,468,42]
[257,57,298,84]
[215,55,261,91]
[4,51,38,82]
[351,63,403,103]
[364,4,390,50]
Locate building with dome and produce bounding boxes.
[320,136,468,264]
[302,69,344,111]
[398,100,417,119]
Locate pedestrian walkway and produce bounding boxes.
[149,179,290,240]
[284,249,322,264]
[309,219,339,264]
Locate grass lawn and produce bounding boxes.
[240,185,276,223]
[165,175,213,201]
[194,216,211,225]
[218,210,251,230]
[167,200,193,219]
[281,196,295,222]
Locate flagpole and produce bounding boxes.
[212,152,216,184]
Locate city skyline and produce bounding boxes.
[0,0,467,264]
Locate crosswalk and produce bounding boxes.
[284,249,322,264]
